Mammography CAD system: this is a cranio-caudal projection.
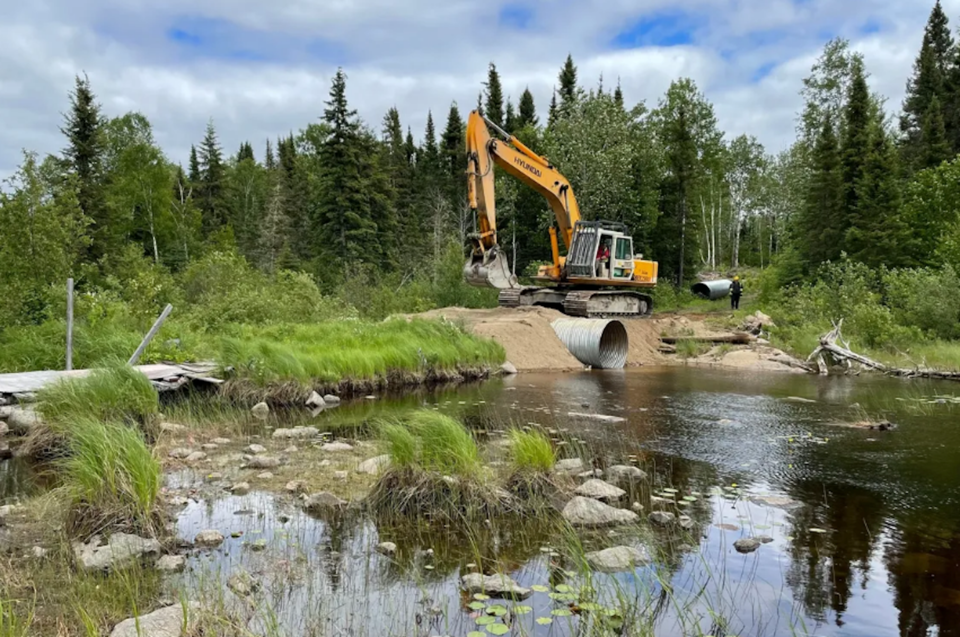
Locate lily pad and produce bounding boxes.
[536,618,553,625]
[554,584,573,593]
[488,606,507,617]
[476,616,496,626]
[514,606,533,615]
[474,594,491,601]
[754,524,771,530]
[487,624,510,636]
[682,495,698,502]
[663,488,679,493]
[579,602,602,611]
[468,632,486,637]
[468,602,486,611]
[531,585,549,593]
[552,609,573,617]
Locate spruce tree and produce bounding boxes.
[383,107,417,255]
[922,94,952,167]
[902,33,946,170]
[188,145,201,183]
[442,103,466,203]
[558,54,578,107]
[476,92,484,117]
[548,89,558,127]
[421,111,441,180]
[801,118,844,268]
[264,139,276,170]
[614,80,624,109]
[404,127,417,168]
[518,88,538,127]
[197,119,226,237]
[484,63,505,127]
[237,142,255,162]
[316,68,379,268]
[840,60,871,249]
[60,73,107,262]
[505,99,518,133]
[846,124,908,267]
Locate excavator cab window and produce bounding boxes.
[613,237,634,279]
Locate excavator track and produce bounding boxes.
[497,288,524,308]
[562,290,653,319]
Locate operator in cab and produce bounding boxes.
[596,238,611,277]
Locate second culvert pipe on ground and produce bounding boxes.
[551,318,629,369]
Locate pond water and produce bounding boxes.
[106,367,960,635]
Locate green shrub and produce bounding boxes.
[508,429,555,472]
[883,266,960,340]
[58,418,161,536]
[37,363,159,427]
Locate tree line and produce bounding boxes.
[4,0,960,328]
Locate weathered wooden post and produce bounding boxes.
[66,278,74,371]
[128,304,173,366]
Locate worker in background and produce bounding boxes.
[731,275,743,310]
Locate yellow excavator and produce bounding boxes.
[463,110,658,318]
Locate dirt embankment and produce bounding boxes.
[415,306,807,375]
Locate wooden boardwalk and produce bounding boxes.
[0,363,221,396]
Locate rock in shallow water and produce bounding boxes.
[194,530,225,548]
[109,602,200,637]
[562,496,639,527]
[156,554,186,572]
[245,455,281,469]
[585,546,651,572]
[648,511,676,526]
[734,538,761,553]
[73,534,161,572]
[575,479,626,502]
[554,458,585,475]
[303,492,346,515]
[227,571,260,596]
[461,573,531,599]
[606,465,647,485]
[245,444,266,455]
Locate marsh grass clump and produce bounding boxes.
[369,411,513,520]
[504,429,562,501]
[36,362,159,427]
[57,418,163,538]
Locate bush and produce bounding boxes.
[883,266,960,340]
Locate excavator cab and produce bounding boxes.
[564,221,636,282]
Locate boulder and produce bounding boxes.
[562,496,639,527]
[500,361,518,375]
[160,422,187,435]
[575,479,626,502]
[648,511,676,526]
[272,426,319,440]
[109,602,201,637]
[194,530,225,548]
[245,455,281,469]
[251,402,269,419]
[285,480,307,494]
[212,438,232,445]
[734,538,761,553]
[7,408,41,434]
[227,571,260,597]
[606,465,647,485]
[245,444,267,455]
[169,447,196,459]
[303,492,346,515]
[678,515,695,530]
[230,482,251,496]
[756,535,774,544]
[554,458,585,475]
[321,442,354,452]
[74,533,161,572]
[156,555,186,573]
[306,391,326,408]
[377,541,397,556]
[461,573,531,600]
[357,455,391,475]
[585,546,651,572]
[184,452,207,463]
[323,394,341,405]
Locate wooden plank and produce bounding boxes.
[0,364,211,395]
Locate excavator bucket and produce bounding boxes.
[463,247,518,289]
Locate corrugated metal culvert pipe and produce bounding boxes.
[551,318,629,369]
[691,279,732,300]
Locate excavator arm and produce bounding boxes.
[463,110,581,289]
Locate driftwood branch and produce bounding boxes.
[807,319,960,382]
[660,332,755,345]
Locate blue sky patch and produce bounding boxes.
[860,19,882,35]
[498,4,534,29]
[611,11,698,48]
[751,62,776,83]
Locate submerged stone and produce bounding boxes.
[585,546,651,572]
[194,530,225,548]
[228,570,260,597]
[648,511,676,526]
[748,494,801,510]
[734,538,761,553]
[607,465,648,485]
[562,496,639,527]
[303,492,346,515]
[230,482,251,495]
[461,573,532,600]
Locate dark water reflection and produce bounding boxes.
[171,367,960,637]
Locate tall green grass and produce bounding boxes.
[216,318,504,386]
[381,411,480,476]
[58,418,161,536]
[507,429,555,472]
[36,363,159,427]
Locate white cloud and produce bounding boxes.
[0,0,946,179]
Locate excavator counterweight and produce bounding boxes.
[463,110,657,319]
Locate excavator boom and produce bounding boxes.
[463,110,657,318]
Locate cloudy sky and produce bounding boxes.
[0,0,951,180]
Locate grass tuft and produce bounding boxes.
[508,429,555,472]
[57,418,162,538]
[36,362,159,428]
[380,410,481,476]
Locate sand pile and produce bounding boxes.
[413,306,667,371]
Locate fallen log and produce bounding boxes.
[659,332,755,345]
[807,319,960,382]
